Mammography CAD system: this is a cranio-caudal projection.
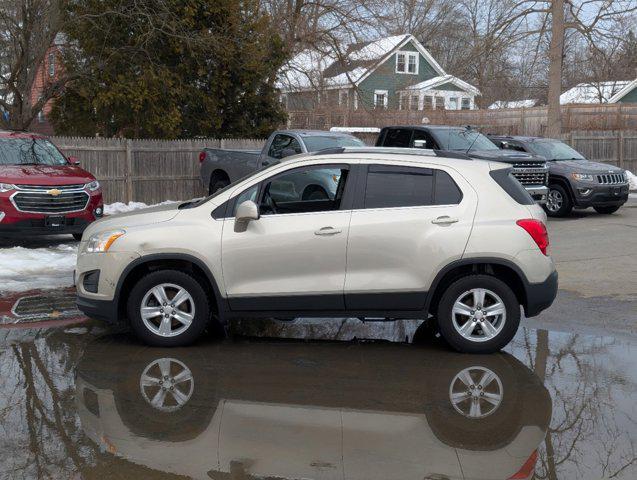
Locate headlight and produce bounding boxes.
[85,229,125,253]
[571,173,594,181]
[85,180,101,192]
[0,183,16,193]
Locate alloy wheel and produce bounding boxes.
[546,189,563,213]
[451,288,506,342]
[140,283,195,337]
[449,366,503,418]
[139,357,195,412]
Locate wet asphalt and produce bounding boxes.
[0,205,636,480]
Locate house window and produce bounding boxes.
[374,90,388,109]
[449,97,459,110]
[48,53,55,77]
[423,96,434,110]
[396,51,418,74]
[410,94,420,110]
[461,98,471,110]
[435,96,444,109]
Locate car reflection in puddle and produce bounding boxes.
[75,323,550,480]
[0,288,86,343]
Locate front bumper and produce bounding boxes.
[76,294,119,323]
[0,189,103,236]
[525,185,548,204]
[573,183,629,208]
[524,270,558,317]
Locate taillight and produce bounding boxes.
[516,219,549,255]
[507,449,538,479]
[199,151,206,163]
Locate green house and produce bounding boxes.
[609,78,637,103]
[278,34,479,112]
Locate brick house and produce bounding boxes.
[277,34,480,112]
[28,33,66,135]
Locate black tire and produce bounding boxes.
[436,275,520,354]
[593,205,621,214]
[127,270,210,347]
[72,233,83,241]
[543,183,573,217]
[209,175,230,195]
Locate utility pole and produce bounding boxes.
[547,0,565,137]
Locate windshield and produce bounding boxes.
[303,135,365,151]
[529,140,585,161]
[0,137,69,166]
[432,129,499,152]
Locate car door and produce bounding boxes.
[344,163,476,311]
[221,162,355,311]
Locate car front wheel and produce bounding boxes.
[437,275,520,354]
[543,184,573,217]
[127,270,210,347]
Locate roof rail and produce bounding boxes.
[311,146,472,160]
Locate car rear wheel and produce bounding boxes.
[593,205,621,214]
[543,184,572,217]
[209,175,230,195]
[127,270,210,347]
[437,275,520,354]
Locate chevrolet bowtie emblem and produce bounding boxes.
[47,189,62,196]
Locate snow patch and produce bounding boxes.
[626,170,637,191]
[104,200,177,216]
[0,244,77,293]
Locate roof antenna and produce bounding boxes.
[464,125,480,155]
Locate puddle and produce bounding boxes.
[0,290,635,479]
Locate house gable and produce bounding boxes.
[357,40,441,109]
[609,79,637,103]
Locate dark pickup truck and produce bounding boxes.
[199,130,364,195]
[376,125,549,203]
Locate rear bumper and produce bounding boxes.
[524,270,558,317]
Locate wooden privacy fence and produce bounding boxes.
[53,137,265,204]
[288,103,637,136]
[561,131,637,174]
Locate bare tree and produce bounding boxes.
[0,0,70,131]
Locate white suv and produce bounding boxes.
[75,148,558,353]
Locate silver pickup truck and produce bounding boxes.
[200,130,365,195]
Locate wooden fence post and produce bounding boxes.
[618,130,624,169]
[125,139,133,203]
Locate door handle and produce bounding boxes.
[431,216,459,225]
[315,227,342,236]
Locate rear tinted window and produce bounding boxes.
[435,170,463,204]
[364,166,463,208]
[380,129,413,148]
[303,135,364,151]
[490,168,534,205]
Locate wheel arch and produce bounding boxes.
[115,254,226,323]
[426,258,529,317]
[548,175,575,203]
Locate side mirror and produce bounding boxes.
[234,200,259,233]
[68,156,80,165]
[280,148,297,158]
